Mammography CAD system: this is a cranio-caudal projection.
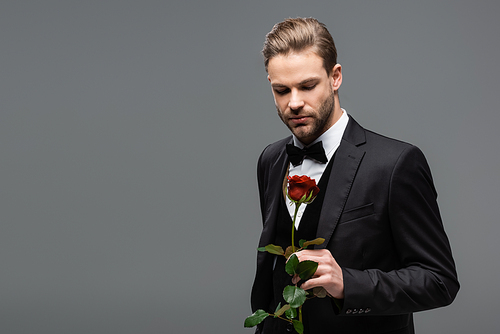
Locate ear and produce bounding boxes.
[267,74,271,82]
[330,64,342,91]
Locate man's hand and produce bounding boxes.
[292,249,344,299]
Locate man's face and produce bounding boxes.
[267,49,340,145]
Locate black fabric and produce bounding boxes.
[253,117,458,334]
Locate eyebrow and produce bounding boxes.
[271,77,320,88]
[299,78,320,85]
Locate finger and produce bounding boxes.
[299,277,322,291]
[295,250,323,262]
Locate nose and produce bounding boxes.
[288,89,304,111]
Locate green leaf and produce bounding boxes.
[302,238,325,248]
[284,246,294,259]
[274,302,282,314]
[305,191,314,202]
[257,244,284,256]
[292,320,304,334]
[244,309,269,327]
[313,287,328,298]
[285,307,297,320]
[298,193,308,204]
[283,285,306,308]
[296,260,318,280]
[285,253,299,275]
[274,304,290,317]
[299,239,306,248]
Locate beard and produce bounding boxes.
[277,89,335,144]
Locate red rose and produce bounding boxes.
[287,175,320,204]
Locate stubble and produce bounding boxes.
[277,90,335,144]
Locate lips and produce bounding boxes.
[289,116,310,125]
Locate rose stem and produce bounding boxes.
[292,203,300,252]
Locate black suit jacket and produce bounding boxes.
[251,117,459,334]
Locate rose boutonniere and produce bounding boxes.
[245,175,326,334]
[286,175,320,203]
[286,175,320,253]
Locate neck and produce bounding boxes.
[330,93,342,126]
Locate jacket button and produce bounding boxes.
[364,308,371,313]
[286,323,293,332]
[358,308,364,314]
[346,309,352,314]
[352,309,358,314]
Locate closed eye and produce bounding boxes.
[302,84,316,91]
[274,88,289,95]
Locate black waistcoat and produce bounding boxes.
[270,156,335,334]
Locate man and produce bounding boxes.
[250,18,459,334]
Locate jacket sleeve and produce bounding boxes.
[339,145,459,315]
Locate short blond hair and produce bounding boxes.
[262,17,338,75]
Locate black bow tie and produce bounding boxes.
[286,141,328,166]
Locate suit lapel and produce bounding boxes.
[258,139,290,247]
[316,117,366,248]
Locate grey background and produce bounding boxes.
[1,1,498,333]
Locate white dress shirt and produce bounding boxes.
[287,109,349,228]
